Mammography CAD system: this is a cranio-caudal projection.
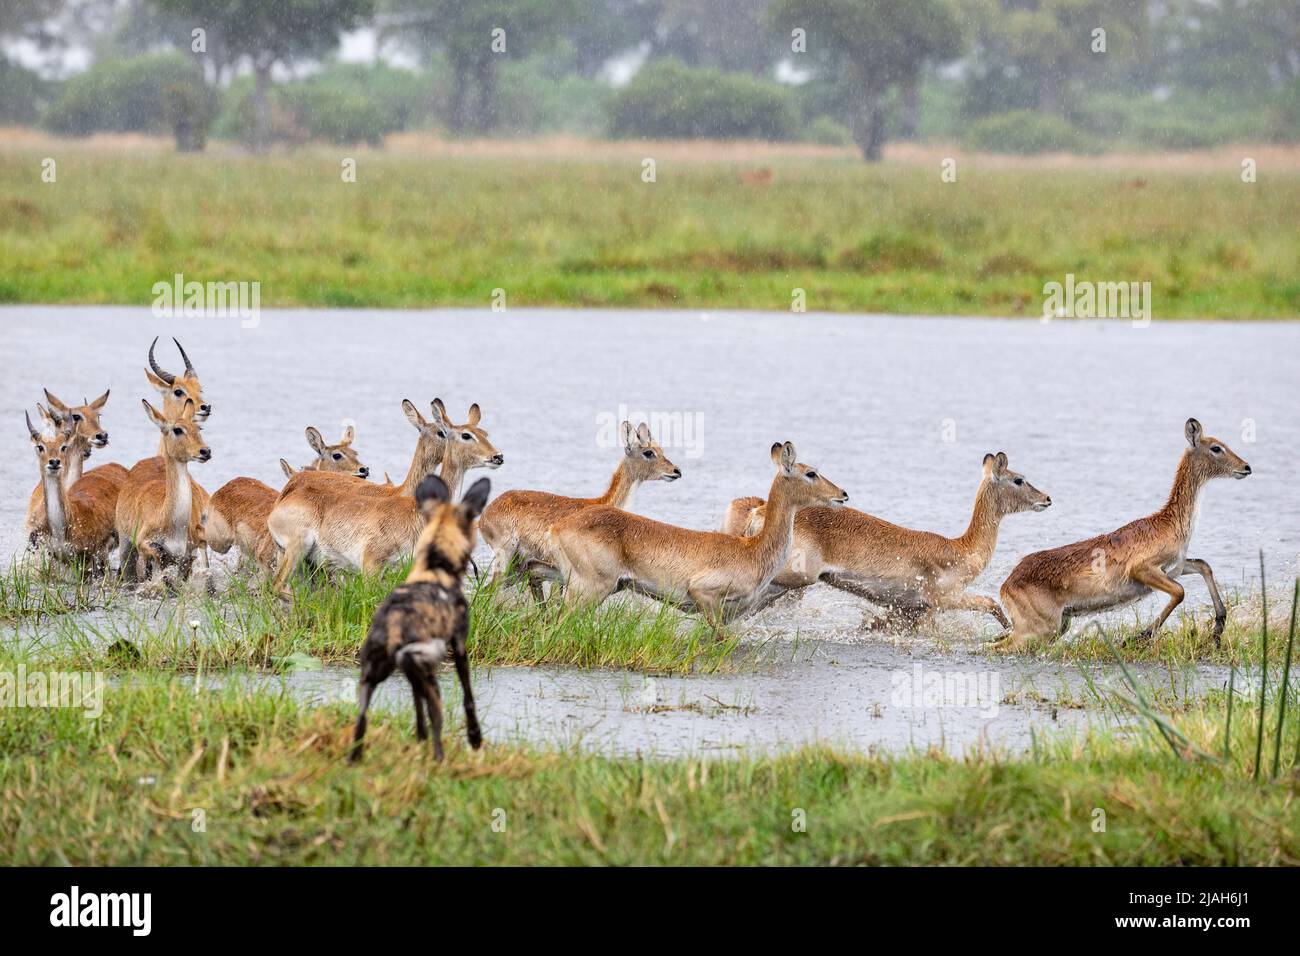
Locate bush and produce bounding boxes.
[801,115,853,146]
[607,60,799,141]
[0,58,50,125]
[963,110,1099,155]
[42,53,209,139]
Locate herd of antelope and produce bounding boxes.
[23,337,1254,653]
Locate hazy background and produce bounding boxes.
[2,0,1297,157]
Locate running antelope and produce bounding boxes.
[351,475,491,762]
[26,414,124,570]
[278,425,370,479]
[995,419,1251,653]
[549,441,846,631]
[721,452,1051,629]
[25,392,117,548]
[209,426,372,571]
[114,399,212,588]
[479,421,681,597]
[268,400,502,593]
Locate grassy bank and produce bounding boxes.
[1,673,1297,865]
[1,144,1297,318]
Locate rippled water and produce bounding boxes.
[4,306,1296,633]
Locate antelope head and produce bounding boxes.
[41,388,110,449]
[145,337,209,421]
[769,441,847,509]
[1184,418,1251,481]
[622,421,681,482]
[306,424,369,478]
[143,398,211,464]
[982,451,1052,514]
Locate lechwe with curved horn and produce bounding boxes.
[114,398,212,590]
[479,421,681,598]
[995,418,1251,653]
[25,413,124,571]
[267,400,502,593]
[208,424,373,572]
[549,441,847,631]
[721,451,1051,630]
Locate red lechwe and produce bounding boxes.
[720,451,1051,629]
[25,391,117,548]
[549,441,846,631]
[995,418,1251,653]
[479,420,681,597]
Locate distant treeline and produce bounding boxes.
[1,0,1297,158]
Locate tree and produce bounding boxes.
[960,0,1147,119]
[383,0,579,134]
[150,0,374,152]
[768,0,963,160]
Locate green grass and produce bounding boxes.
[3,561,738,675]
[0,671,1296,865]
[1,147,1297,318]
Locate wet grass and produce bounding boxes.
[1,147,1297,318]
[0,672,1296,865]
[3,559,737,675]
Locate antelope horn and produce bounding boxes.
[25,411,40,440]
[148,336,176,385]
[173,337,195,375]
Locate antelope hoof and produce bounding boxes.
[987,636,1024,655]
[1129,627,1156,645]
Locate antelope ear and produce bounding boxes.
[1185,418,1203,448]
[635,422,652,445]
[144,367,169,391]
[982,453,997,477]
[429,398,448,424]
[770,442,784,465]
[621,421,635,453]
[180,399,196,421]
[460,477,491,520]
[339,424,355,445]
[89,389,110,410]
[415,474,450,510]
[280,458,296,479]
[43,389,70,413]
[142,399,166,430]
[402,399,426,430]
[37,402,62,429]
[305,426,326,455]
[779,441,796,475]
[466,403,481,426]
[994,451,1009,475]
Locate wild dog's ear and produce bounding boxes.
[460,477,491,520]
[415,474,450,512]
[402,399,426,430]
[305,426,326,455]
[466,403,482,426]
[142,399,167,430]
[280,458,296,479]
[635,422,652,445]
[89,389,110,410]
[1185,418,1203,448]
[621,420,635,454]
[339,424,355,445]
[43,389,70,414]
[778,441,796,475]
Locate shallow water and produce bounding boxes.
[4,306,1296,639]
[224,640,1228,758]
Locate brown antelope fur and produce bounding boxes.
[995,419,1251,653]
[480,421,681,597]
[26,414,124,570]
[208,425,372,570]
[25,392,116,547]
[351,475,491,762]
[278,424,370,480]
[114,399,212,587]
[268,400,502,593]
[549,441,847,631]
[722,452,1051,629]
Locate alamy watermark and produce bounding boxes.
[596,403,704,459]
[1042,273,1151,327]
[1,663,104,718]
[890,664,1000,718]
[152,272,261,329]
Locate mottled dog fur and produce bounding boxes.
[351,475,491,762]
